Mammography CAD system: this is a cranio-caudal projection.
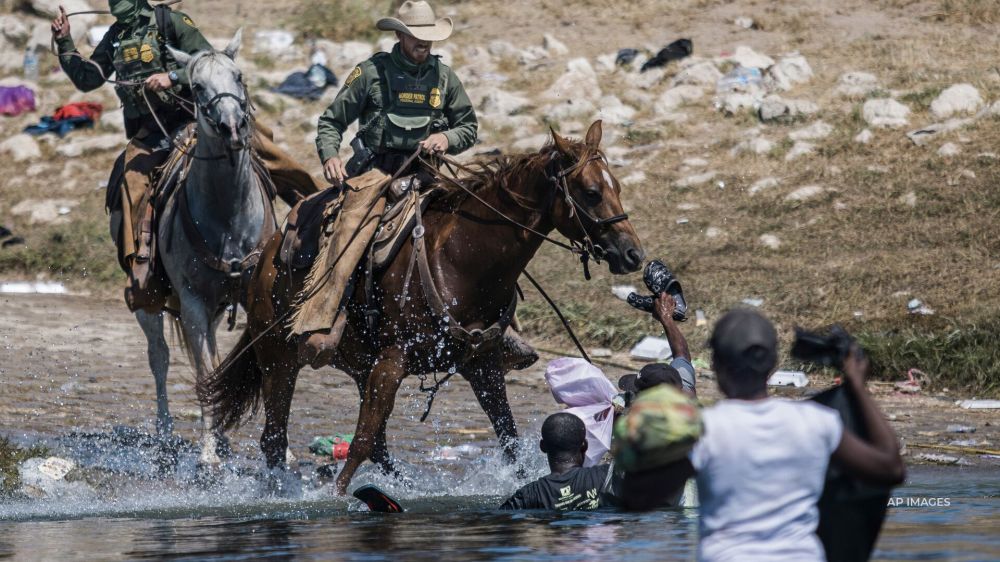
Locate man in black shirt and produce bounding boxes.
[500,413,623,510]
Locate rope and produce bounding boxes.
[522,270,591,364]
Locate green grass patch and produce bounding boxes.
[0,215,121,285]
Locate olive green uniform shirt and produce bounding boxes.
[316,44,478,164]
[55,9,211,138]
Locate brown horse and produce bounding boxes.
[200,120,644,493]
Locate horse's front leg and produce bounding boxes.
[177,288,225,468]
[135,309,172,437]
[464,353,519,464]
[336,346,407,494]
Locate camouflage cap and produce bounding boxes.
[612,384,702,473]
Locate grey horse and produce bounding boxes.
[127,29,271,467]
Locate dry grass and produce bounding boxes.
[933,0,1000,24]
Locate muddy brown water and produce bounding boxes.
[1,293,998,561]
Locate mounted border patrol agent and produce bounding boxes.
[51,0,322,310]
[299,0,535,370]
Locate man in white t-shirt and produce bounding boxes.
[688,309,906,562]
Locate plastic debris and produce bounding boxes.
[767,370,809,388]
[742,298,764,307]
[946,425,976,434]
[629,336,673,361]
[695,309,707,327]
[611,285,638,301]
[894,369,922,393]
[957,399,1000,410]
[917,453,961,465]
[589,348,613,358]
[716,66,764,94]
[907,298,934,315]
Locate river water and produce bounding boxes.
[0,432,996,562]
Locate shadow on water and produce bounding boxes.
[0,428,997,561]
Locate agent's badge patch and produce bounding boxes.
[429,87,442,109]
[182,16,196,27]
[346,66,362,87]
[139,44,154,63]
[123,46,139,62]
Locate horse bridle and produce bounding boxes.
[545,151,630,277]
[189,57,251,162]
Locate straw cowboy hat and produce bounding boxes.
[376,1,453,42]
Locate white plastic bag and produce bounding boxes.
[545,358,618,466]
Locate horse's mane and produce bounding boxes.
[430,137,600,211]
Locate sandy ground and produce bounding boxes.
[1,292,996,469]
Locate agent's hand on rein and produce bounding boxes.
[323,156,347,186]
[144,73,173,92]
[51,6,71,40]
[419,133,449,154]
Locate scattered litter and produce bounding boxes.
[917,453,961,465]
[630,336,673,361]
[24,102,103,137]
[741,298,764,307]
[947,425,976,434]
[853,310,864,318]
[0,282,67,294]
[957,399,1000,410]
[695,309,706,327]
[616,48,639,67]
[611,285,638,301]
[309,433,353,460]
[433,444,483,461]
[0,85,36,117]
[907,298,934,315]
[273,64,338,101]
[716,65,763,94]
[641,38,692,73]
[589,348,613,358]
[768,370,809,388]
[57,206,71,216]
[676,218,689,225]
[894,368,922,393]
[734,16,755,29]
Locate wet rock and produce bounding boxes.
[938,142,961,157]
[765,54,813,92]
[595,95,636,125]
[862,98,910,128]
[542,33,569,57]
[789,121,833,141]
[785,185,824,201]
[671,60,722,88]
[544,58,601,102]
[655,85,703,114]
[835,71,879,98]
[759,234,781,249]
[10,198,79,224]
[759,95,819,122]
[18,456,93,499]
[854,129,874,144]
[721,45,774,69]
[675,171,717,188]
[930,84,983,119]
[56,134,121,157]
[0,133,41,162]
[749,177,779,194]
[785,141,816,161]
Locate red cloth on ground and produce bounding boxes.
[53,102,103,121]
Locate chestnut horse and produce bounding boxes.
[200,120,644,493]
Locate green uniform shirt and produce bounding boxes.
[55,8,211,138]
[316,43,478,164]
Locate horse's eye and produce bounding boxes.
[584,188,602,205]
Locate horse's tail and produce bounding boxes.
[198,328,263,432]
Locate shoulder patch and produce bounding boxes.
[346,66,362,87]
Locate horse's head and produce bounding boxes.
[546,121,645,274]
[168,29,250,151]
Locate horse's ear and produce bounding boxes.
[585,120,603,149]
[550,127,571,155]
[223,27,243,60]
[167,45,192,69]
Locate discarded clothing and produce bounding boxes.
[640,38,693,73]
[0,86,36,116]
[545,358,618,467]
[24,102,104,137]
[309,433,354,460]
[273,64,338,101]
